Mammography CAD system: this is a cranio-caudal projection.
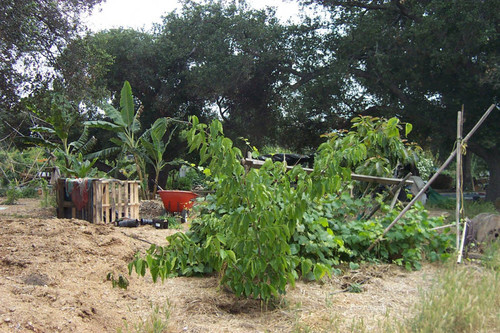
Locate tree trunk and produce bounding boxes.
[485,156,500,203]
[469,143,500,203]
[462,153,474,191]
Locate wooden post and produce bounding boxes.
[455,109,463,250]
[457,218,469,264]
[56,178,65,218]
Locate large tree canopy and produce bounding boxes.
[68,2,301,148]
[304,0,499,201]
[8,0,498,201]
[0,0,103,139]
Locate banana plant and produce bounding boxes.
[24,93,97,178]
[140,118,176,198]
[85,81,176,199]
[85,81,149,198]
[62,153,98,178]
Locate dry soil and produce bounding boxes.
[0,198,439,332]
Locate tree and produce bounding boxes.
[63,1,313,150]
[154,1,292,148]
[302,0,500,201]
[0,0,103,109]
[0,0,103,143]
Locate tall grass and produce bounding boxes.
[386,244,500,333]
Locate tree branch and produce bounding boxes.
[309,0,421,22]
[349,67,410,104]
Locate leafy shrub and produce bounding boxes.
[0,147,48,187]
[20,183,40,198]
[130,116,453,301]
[166,166,206,190]
[416,150,437,181]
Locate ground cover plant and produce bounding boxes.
[130,116,454,302]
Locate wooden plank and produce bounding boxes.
[110,181,116,222]
[241,158,414,185]
[93,180,102,224]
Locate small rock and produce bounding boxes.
[4,318,11,323]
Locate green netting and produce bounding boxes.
[427,188,455,208]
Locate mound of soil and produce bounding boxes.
[0,198,437,332]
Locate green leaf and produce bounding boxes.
[30,126,56,135]
[20,137,58,150]
[349,262,360,270]
[318,217,328,227]
[405,123,413,137]
[120,81,135,126]
[84,120,121,132]
[313,264,325,280]
[301,259,313,276]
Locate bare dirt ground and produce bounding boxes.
[0,198,439,332]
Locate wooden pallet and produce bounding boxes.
[56,178,140,223]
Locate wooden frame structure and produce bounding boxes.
[56,178,140,224]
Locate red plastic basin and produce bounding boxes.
[158,190,198,213]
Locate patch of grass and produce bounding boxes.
[463,200,498,216]
[482,241,500,271]
[390,254,500,333]
[314,249,500,333]
[118,301,172,333]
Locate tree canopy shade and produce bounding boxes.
[0,0,102,115]
[13,0,498,201]
[62,1,351,151]
[302,0,500,201]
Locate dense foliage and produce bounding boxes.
[2,0,498,202]
[304,0,500,200]
[130,117,453,301]
[0,0,103,136]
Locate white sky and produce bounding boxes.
[84,0,304,31]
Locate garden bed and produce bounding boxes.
[0,198,443,332]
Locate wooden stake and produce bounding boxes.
[364,173,412,220]
[455,109,463,250]
[457,218,469,264]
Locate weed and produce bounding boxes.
[39,179,55,208]
[347,283,363,293]
[118,301,172,333]
[463,200,498,216]
[107,272,129,290]
[2,186,21,205]
[158,215,181,229]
